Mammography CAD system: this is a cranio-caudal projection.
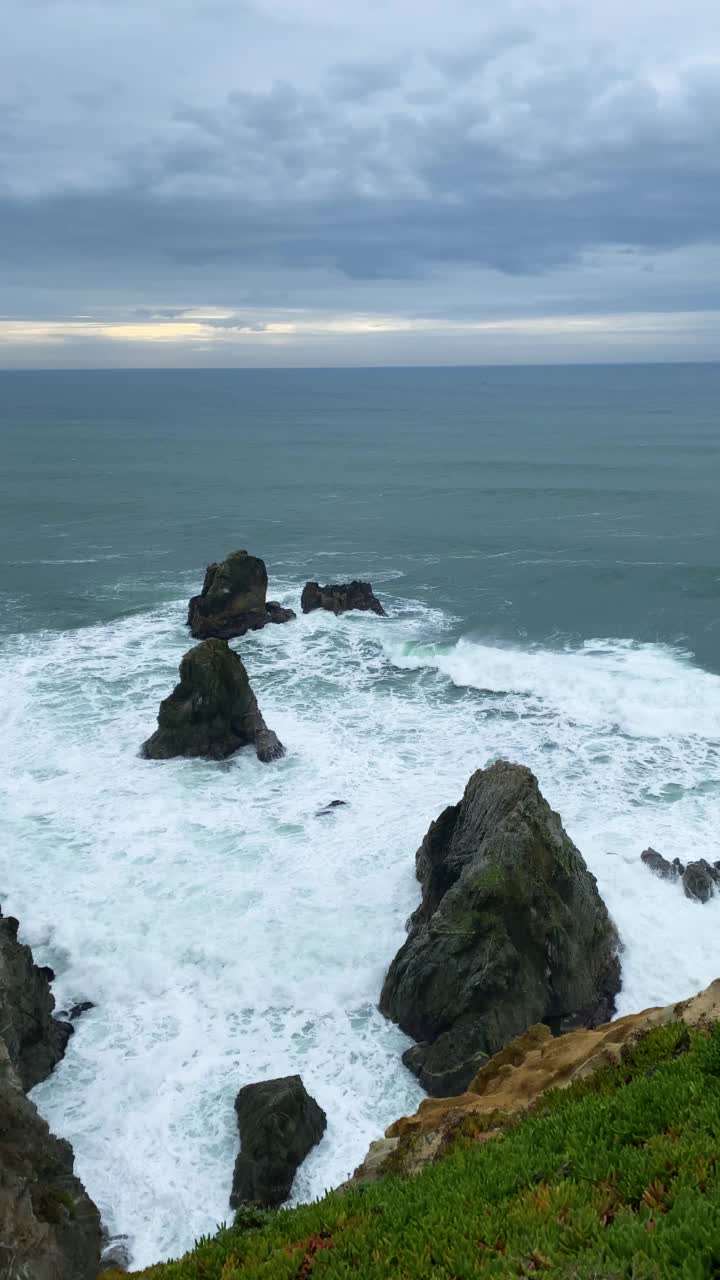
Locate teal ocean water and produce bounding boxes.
[1,365,720,1266]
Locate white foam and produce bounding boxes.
[1,596,719,1267]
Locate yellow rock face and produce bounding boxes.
[349,980,720,1185]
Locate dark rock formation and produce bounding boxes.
[316,800,348,817]
[0,908,72,1092]
[300,580,385,617]
[141,638,284,764]
[0,1042,102,1280]
[683,859,720,903]
[188,550,295,640]
[380,761,621,1097]
[99,1233,131,1272]
[641,848,684,881]
[230,1075,327,1210]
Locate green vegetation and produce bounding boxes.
[116,1023,720,1279]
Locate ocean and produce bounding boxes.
[2,364,719,1267]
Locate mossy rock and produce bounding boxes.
[380,761,621,1095]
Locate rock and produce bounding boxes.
[348,979,720,1188]
[683,859,719,903]
[141,638,284,764]
[188,550,295,640]
[641,848,684,880]
[300,580,385,617]
[379,761,621,1096]
[99,1234,131,1272]
[0,907,72,1092]
[69,1001,95,1021]
[230,1075,327,1210]
[316,800,348,817]
[266,601,296,625]
[0,1039,102,1280]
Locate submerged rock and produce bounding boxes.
[0,907,72,1092]
[300,580,385,617]
[641,848,684,881]
[349,979,720,1187]
[380,761,621,1096]
[683,859,719,903]
[230,1075,327,1209]
[188,550,295,640]
[316,800,348,817]
[0,1042,102,1280]
[141,638,284,764]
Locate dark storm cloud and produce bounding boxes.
[1,0,719,362]
[2,52,718,280]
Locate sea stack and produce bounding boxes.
[188,550,295,640]
[141,638,284,763]
[300,580,385,617]
[230,1075,327,1210]
[380,761,621,1096]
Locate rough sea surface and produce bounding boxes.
[2,365,719,1267]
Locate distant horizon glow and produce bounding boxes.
[2,0,719,367]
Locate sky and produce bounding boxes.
[1,0,719,367]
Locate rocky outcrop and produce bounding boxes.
[0,1042,102,1280]
[641,847,684,881]
[188,550,295,640]
[300,580,385,617]
[683,859,720,903]
[230,1075,327,1210]
[350,979,720,1188]
[141,638,284,764]
[0,911,102,1279]
[0,908,72,1092]
[380,762,621,1096]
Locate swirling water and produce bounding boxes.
[1,366,719,1266]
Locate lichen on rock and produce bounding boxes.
[380,760,621,1096]
[141,638,284,763]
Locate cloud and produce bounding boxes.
[1,0,719,363]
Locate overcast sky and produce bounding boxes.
[1,0,719,367]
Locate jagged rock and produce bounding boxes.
[69,1001,95,1021]
[641,848,684,880]
[141,638,284,764]
[683,859,719,903]
[230,1075,327,1210]
[348,979,720,1188]
[0,1042,102,1280]
[300,580,385,617]
[99,1234,131,1272]
[316,800,348,817]
[187,550,295,639]
[379,761,621,1096]
[0,908,72,1092]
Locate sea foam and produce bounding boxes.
[1,587,719,1266]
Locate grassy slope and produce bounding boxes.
[114,1024,720,1280]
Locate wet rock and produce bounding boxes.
[316,800,348,817]
[380,761,621,1096]
[141,638,284,764]
[0,1039,102,1280]
[300,580,385,617]
[188,550,296,640]
[99,1234,131,1272]
[641,848,684,881]
[230,1075,327,1210]
[683,859,719,903]
[266,601,296,625]
[0,907,72,1092]
[69,1001,95,1021]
